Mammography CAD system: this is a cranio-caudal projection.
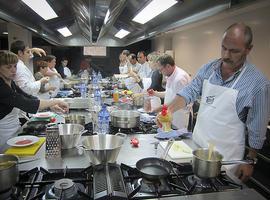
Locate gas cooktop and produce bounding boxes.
[1,162,242,200]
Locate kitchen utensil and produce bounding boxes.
[0,158,40,167]
[192,148,255,178]
[80,133,126,165]
[110,110,140,128]
[0,154,19,192]
[159,141,193,159]
[5,138,46,156]
[136,157,172,181]
[64,114,85,125]
[7,135,40,147]
[58,124,85,149]
[45,126,61,159]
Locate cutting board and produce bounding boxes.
[5,137,45,157]
[160,141,193,159]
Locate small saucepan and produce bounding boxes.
[192,148,254,178]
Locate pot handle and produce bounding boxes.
[115,132,127,139]
[162,138,174,159]
[80,130,88,135]
[221,159,254,165]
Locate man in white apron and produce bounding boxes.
[151,54,191,129]
[163,23,270,182]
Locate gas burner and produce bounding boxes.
[187,175,212,189]
[43,178,85,200]
[135,178,171,193]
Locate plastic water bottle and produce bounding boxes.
[94,88,102,107]
[80,83,87,98]
[98,105,110,134]
[97,71,102,82]
[92,71,97,88]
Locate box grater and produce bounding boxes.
[45,125,61,159]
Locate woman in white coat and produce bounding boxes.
[0,51,69,153]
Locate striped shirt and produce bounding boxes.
[178,59,270,149]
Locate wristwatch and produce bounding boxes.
[246,155,258,165]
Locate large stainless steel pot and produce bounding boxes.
[110,110,140,128]
[64,114,85,125]
[81,133,126,165]
[0,154,19,192]
[58,124,85,149]
[192,148,254,178]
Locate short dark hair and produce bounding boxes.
[129,53,136,59]
[43,55,56,62]
[157,54,175,66]
[137,51,146,57]
[10,40,26,55]
[225,22,253,48]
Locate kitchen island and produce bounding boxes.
[16,133,266,200]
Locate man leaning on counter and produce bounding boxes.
[161,22,270,182]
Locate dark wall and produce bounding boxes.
[0,37,8,50]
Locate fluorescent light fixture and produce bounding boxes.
[21,0,58,20]
[115,29,130,39]
[132,0,177,24]
[57,27,72,37]
[2,32,8,35]
[104,10,110,24]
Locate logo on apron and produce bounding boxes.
[206,96,215,104]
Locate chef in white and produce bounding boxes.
[150,54,191,129]
[163,23,270,182]
[137,51,153,89]
[10,40,49,97]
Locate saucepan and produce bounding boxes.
[110,110,140,128]
[192,148,255,178]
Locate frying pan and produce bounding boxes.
[136,157,172,180]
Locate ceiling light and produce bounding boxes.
[132,0,177,24]
[57,27,72,37]
[104,10,110,24]
[115,29,130,39]
[21,0,58,20]
[2,32,8,35]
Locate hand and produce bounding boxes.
[48,86,57,91]
[31,48,46,57]
[235,164,254,182]
[147,88,155,96]
[50,100,69,113]
[40,76,50,83]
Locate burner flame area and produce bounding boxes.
[45,178,80,200]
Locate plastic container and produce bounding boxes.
[80,83,87,98]
[98,105,110,134]
[158,105,172,132]
[97,71,102,82]
[113,86,119,103]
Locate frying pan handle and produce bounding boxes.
[162,138,174,159]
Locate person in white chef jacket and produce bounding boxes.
[137,51,153,89]
[118,50,130,74]
[0,50,69,153]
[149,54,191,129]
[10,40,49,97]
[161,23,270,182]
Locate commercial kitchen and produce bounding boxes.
[0,0,270,200]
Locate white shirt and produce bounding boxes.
[128,62,141,73]
[138,62,152,78]
[166,66,191,95]
[119,63,129,74]
[64,67,72,77]
[15,59,41,96]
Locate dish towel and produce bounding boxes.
[156,128,192,139]
[5,137,46,156]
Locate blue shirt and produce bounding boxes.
[178,59,270,149]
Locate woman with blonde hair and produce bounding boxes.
[0,50,68,152]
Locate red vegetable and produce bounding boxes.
[50,117,56,123]
[130,138,139,147]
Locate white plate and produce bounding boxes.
[7,136,40,147]
[33,112,54,119]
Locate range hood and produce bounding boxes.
[0,0,236,46]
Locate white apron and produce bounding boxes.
[193,67,246,162]
[165,87,190,129]
[0,108,21,153]
[142,78,152,90]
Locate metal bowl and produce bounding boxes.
[81,133,126,165]
[58,124,85,149]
